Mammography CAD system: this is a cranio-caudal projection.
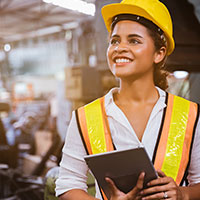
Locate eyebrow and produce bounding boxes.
[128,34,143,38]
[110,34,120,38]
[111,34,143,38]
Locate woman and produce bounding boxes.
[56,0,200,199]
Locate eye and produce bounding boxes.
[128,38,140,44]
[110,38,120,45]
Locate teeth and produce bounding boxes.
[115,58,131,63]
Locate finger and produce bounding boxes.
[141,191,170,200]
[128,172,145,197]
[156,169,166,177]
[147,176,173,187]
[135,196,143,200]
[105,177,119,195]
[141,184,170,196]
[136,172,145,190]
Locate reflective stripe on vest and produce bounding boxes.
[76,93,198,198]
[154,93,198,184]
[76,96,113,200]
[77,97,114,155]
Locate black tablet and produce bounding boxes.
[84,147,158,199]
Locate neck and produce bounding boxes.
[116,78,159,104]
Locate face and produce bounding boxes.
[107,20,162,80]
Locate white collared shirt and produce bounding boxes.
[55,87,200,199]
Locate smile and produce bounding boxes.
[115,58,132,64]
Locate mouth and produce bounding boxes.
[114,57,133,64]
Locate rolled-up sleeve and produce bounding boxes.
[55,111,89,197]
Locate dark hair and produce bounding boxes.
[147,28,168,90]
[110,15,169,90]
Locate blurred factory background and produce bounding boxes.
[0,0,200,199]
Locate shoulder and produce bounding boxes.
[77,87,119,110]
[167,92,198,106]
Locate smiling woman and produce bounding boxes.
[107,20,162,82]
[107,13,168,90]
[55,0,200,200]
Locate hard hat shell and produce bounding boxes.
[101,0,175,55]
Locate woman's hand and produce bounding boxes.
[140,170,184,200]
[105,172,145,200]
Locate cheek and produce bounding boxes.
[134,45,155,59]
[106,47,115,74]
[106,46,113,63]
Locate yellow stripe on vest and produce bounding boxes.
[161,95,190,180]
[84,99,107,154]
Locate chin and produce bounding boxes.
[115,72,148,82]
[114,70,136,78]
[114,73,133,79]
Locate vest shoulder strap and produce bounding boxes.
[76,96,114,155]
[154,93,199,185]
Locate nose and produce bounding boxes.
[114,42,128,53]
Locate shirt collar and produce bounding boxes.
[104,86,167,115]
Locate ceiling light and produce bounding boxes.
[173,71,189,79]
[4,44,11,52]
[43,0,96,16]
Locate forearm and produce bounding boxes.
[180,183,200,200]
[59,189,99,200]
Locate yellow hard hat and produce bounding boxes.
[101,0,175,55]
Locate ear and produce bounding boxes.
[154,47,167,64]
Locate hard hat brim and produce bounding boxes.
[101,3,175,55]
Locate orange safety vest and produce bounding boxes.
[75,93,199,200]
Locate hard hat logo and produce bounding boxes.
[101,0,175,55]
